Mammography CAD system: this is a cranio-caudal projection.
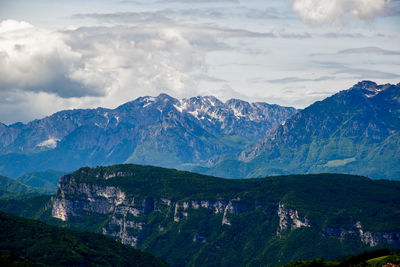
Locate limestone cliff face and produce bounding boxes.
[277,202,310,235]
[52,175,127,221]
[323,221,400,247]
[52,174,255,247]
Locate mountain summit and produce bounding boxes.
[0,94,296,177]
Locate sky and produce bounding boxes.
[0,0,399,124]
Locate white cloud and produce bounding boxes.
[63,25,209,99]
[292,0,391,25]
[0,20,108,98]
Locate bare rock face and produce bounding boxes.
[276,202,310,235]
[323,221,400,247]
[52,175,127,221]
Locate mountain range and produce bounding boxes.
[197,81,400,180]
[1,164,399,266]
[1,80,398,181]
[0,94,296,178]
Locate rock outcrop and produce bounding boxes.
[277,202,310,235]
[323,221,400,247]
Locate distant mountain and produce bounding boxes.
[0,175,49,199]
[199,81,400,180]
[2,164,400,266]
[0,211,168,267]
[0,94,296,177]
[17,170,65,192]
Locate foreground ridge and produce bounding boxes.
[11,164,397,267]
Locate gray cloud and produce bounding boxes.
[321,32,365,38]
[0,20,109,98]
[381,0,400,16]
[335,68,400,79]
[243,7,284,20]
[73,9,228,23]
[339,47,400,55]
[73,12,173,24]
[158,0,239,3]
[251,75,336,84]
[193,74,226,83]
[72,11,277,38]
[279,32,312,39]
[73,11,315,40]
[316,61,400,79]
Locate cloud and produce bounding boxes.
[72,11,277,37]
[158,0,238,3]
[193,74,226,83]
[316,61,400,79]
[73,11,316,40]
[339,47,400,55]
[0,20,109,98]
[292,0,392,25]
[321,32,365,38]
[64,25,211,98]
[73,12,173,24]
[251,75,336,84]
[334,67,400,79]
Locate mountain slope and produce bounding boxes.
[0,211,168,267]
[4,164,399,266]
[0,94,296,177]
[0,175,49,199]
[201,81,400,179]
[17,170,65,192]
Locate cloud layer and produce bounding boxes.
[292,0,391,25]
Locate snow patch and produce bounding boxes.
[37,138,60,149]
[143,102,152,108]
[174,104,183,113]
